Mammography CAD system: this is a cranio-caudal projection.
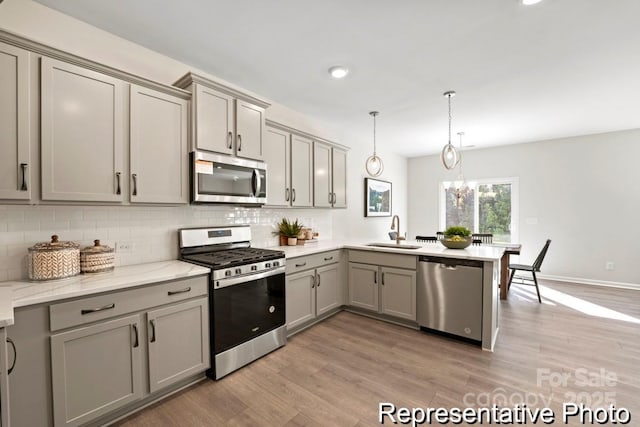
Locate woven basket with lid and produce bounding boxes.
[28,235,80,281]
[80,240,115,273]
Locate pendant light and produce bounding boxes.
[441,91,460,170]
[449,132,472,208]
[365,111,384,177]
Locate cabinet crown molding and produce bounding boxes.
[174,72,271,109]
[0,29,191,100]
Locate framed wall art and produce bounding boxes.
[365,178,392,217]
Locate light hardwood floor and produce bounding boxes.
[115,280,640,426]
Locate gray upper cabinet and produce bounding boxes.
[290,134,313,207]
[130,84,188,204]
[313,141,332,208]
[235,99,265,160]
[50,314,143,427]
[313,141,348,208]
[194,84,234,155]
[41,57,125,202]
[147,298,209,394]
[175,73,269,161]
[332,147,347,208]
[0,41,30,201]
[263,126,290,206]
[263,126,313,207]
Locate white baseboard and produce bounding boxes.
[539,274,640,291]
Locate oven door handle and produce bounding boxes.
[214,266,285,289]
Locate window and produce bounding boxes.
[440,177,518,243]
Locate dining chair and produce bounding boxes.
[507,239,551,303]
[416,235,437,243]
[472,233,493,245]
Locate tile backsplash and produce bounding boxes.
[0,205,332,281]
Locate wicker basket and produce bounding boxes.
[28,235,80,281]
[80,240,115,273]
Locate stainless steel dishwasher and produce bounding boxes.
[417,256,483,343]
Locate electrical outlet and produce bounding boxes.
[605,261,614,271]
[116,241,134,253]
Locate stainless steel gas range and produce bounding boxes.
[178,225,286,379]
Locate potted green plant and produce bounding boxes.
[274,218,304,246]
[442,226,473,249]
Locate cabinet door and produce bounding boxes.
[194,84,234,155]
[0,328,10,427]
[348,263,379,312]
[147,298,209,394]
[380,267,417,321]
[41,57,125,202]
[235,99,265,160]
[286,270,316,331]
[130,85,188,204]
[263,127,290,206]
[0,42,30,201]
[290,134,313,207]
[332,148,347,208]
[50,314,143,427]
[316,264,341,317]
[313,141,332,207]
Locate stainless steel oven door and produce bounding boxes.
[192,151,266,204]
[211,267,285,354]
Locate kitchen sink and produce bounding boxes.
[366,243,422,250]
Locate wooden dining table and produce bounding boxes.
[492,243,522,299]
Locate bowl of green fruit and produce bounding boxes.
[441,226,473,249]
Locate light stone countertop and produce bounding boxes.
[278,239,505,262]
[0,260,210,326]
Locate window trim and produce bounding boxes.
[439,176,519,243]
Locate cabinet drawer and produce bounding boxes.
[286,250,341,275]
[50,276,208,332]
[348,250,416,270]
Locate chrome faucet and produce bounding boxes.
[390,215,401,244]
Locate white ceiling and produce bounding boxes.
[33,0,640,157]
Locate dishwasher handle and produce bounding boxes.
[419,256,483,269]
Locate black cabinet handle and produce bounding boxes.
[168,287,191,296]
[7,337,16,375]
[381,273,385,285]
[292,188,296,202]
[285,188,290,202]
[324,256,333,261]
[374,271,377,284]
[115,172,121,195]
[149,319,156,343]
[132,173,138,196]
[295,262,306,267]
[237,134,242,152]
[20,163,28,191]
[316,274,321,287]
[132,323,139,348]
[227,131,233,149]
[81,303,115,315]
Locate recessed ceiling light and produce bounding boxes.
[328,66,349,79]
[522,0,543,5]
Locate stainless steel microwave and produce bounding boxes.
[191,151,267,204]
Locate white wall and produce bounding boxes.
[408,129,640,287]
[0,0,409,280]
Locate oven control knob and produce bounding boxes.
[235,268,242,275]
[265,263,271,268]
[269,306,275,313]
[225,270,231,277]
[273,261,279,267]
[251,265,258,271]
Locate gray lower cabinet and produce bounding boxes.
[50,315,143,427]
[0,41,31,201]
[0,328,11,427]
[147,299,209,393]
[348,261,417,322]
[286,254,343,332]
